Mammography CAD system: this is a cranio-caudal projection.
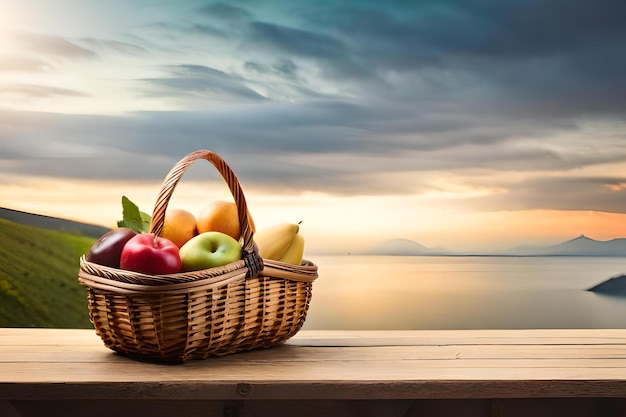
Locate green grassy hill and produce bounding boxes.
[0,218,96,328]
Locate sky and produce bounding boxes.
[1,0,626,254]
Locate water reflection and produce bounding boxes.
[302,256,626,330]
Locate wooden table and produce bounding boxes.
[2,328,626,417]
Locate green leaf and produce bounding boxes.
[117,196,152,233]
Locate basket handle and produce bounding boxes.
[149,149,262,277]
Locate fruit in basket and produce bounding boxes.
[179,231,242,271]
[277,233,305,265]
[160,208,197,248]
[119,233,182,274]
[86,227,137,268]
[196,200,256,241]
[196,201,239,240]
[254,222,305,265]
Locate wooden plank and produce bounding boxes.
[2,359,626,382]
[0,328,99,345]
[8,398,626,417]
[2,378,626,400]
[1,329,626,401]
[4,328,626,347]
[3,344,626,363]
[289,329,626,346]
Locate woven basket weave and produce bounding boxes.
[78,150,318,362]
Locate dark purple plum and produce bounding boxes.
[86,227,137,268]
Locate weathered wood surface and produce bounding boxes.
[3,328,626,416]
[2,328,626,402]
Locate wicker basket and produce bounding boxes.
[78,150,318,362]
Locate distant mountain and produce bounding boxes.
[366,238,441,256]
[0,207,110,238]
[508,235,626,256]
[366,234,626,257]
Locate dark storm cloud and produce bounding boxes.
[0,110,366,198]
[270,0,626,117]
[243,21,373,79]
[303,0,626,64]
[151,1,622,115]
[3,103,626,201]
[247,22,346,59]
[128,0,626,118]
[0,102,376,186]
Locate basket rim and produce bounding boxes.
[79,256,318,289]
[80,255,249,284]
[78,266,247,294]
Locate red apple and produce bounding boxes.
[120,233,182,275]
[86,227,137,268]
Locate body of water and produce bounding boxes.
[301,255,626,330]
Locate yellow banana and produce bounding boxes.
[254,222,300,261]
[279,233,305,265]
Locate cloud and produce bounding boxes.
[241,58,344,100]
[243,21,373,80]
[469,176,626,214]
[296,0,626,117]
[0,84,89,99]
[2,1,626,217]
[272,59,298,79]
[247,21,346,59]
[197,3,253,22]
[138,12,233,40]
[244,59,299,81]
[14,31,96,59]
[139,1,623,118]
[0,31,97,84]
[77,38,150,55]
[304,0,626,63]
[0,101,377,185]
[2,102,625,203]
[138,64,267,102]
[0,56,51,72]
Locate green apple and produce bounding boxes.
[179,231,242,271]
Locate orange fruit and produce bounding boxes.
[160,208,197,248]
[196,201,256,241]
